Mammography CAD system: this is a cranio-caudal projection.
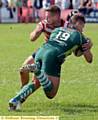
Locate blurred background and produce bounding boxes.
[0,0,98,23]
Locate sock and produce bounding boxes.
[35,70,53,92]
[14,82,36,103]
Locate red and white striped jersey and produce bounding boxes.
[38,19,65,42]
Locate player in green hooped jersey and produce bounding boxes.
[9,14,93,111]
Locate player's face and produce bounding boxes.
[75,20,85,33]
[45,11,58,24]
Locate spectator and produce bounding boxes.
[22,0,29,23]
[0,0,2,22]
[61,0,71,9]
[55,0,61,8]
[72,0,80,9]
[94,0,98,9]
[50,0,55,5]
[33,0,43,22]
[1,0,8,8]
[43,0,51,9]
[27,0,33,22]
[79,0,94,15]
[16,0,22,22]
[43,0,55,9]
[22,0,27,7]
[5,0,13,18]
[0,0,3,8]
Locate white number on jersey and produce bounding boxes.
[55,31,70,46]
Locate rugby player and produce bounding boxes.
[20,5,65,89]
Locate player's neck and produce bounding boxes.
[53,19,61,27]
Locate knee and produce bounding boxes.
[44,84,58,99]
[19,66,28,74]
[19,66,24,73]
[33,77,41,88]
[45,92,56,99]
[46,95,55,99]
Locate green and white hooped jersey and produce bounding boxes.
[48,27,87,57]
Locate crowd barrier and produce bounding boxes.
[85,9,98,23]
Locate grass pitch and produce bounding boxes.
[0,23,98,120]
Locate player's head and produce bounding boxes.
[65,10,80,28]
[45,5,61,24]
[70,14,86,32]
[66,9,79,22]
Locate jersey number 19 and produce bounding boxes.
[55,31,70,46]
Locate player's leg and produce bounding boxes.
[34,65,61,99]
[35,70,60,99]
[8,60,60,111]
[44,75,60,99]
[20,46,61,98]
[20,55,34,87]
[9,81,40,111]
[8,47,59,110]
[34,46,61,99]
[19,46,60,99]
[20,54,41,90]
[20,50,41,88]
[9,60,41,110]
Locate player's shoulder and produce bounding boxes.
[71,28,85,38]
[68,29,82,41]
[70,29,87,44]
[73,30,85,40]
[71,29,81,36]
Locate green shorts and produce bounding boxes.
[35,44,61,77]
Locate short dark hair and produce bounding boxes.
[71,14,86,24]
[45,5,61,15]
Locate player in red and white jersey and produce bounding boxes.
[30,6,64,42]
[20,5,65,90]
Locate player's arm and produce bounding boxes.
[82,37,93,50]
[74,32,93,57]
[30,23,43,41]
[73,46,83,57]
[82,37,93,63]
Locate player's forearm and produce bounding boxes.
[82,38,93,52]
[30,31,41,42]
[86,38,93,49]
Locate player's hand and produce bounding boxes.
[82,39,93,51]
[86,38,93,49]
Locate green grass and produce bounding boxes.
[0,23,98,120]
